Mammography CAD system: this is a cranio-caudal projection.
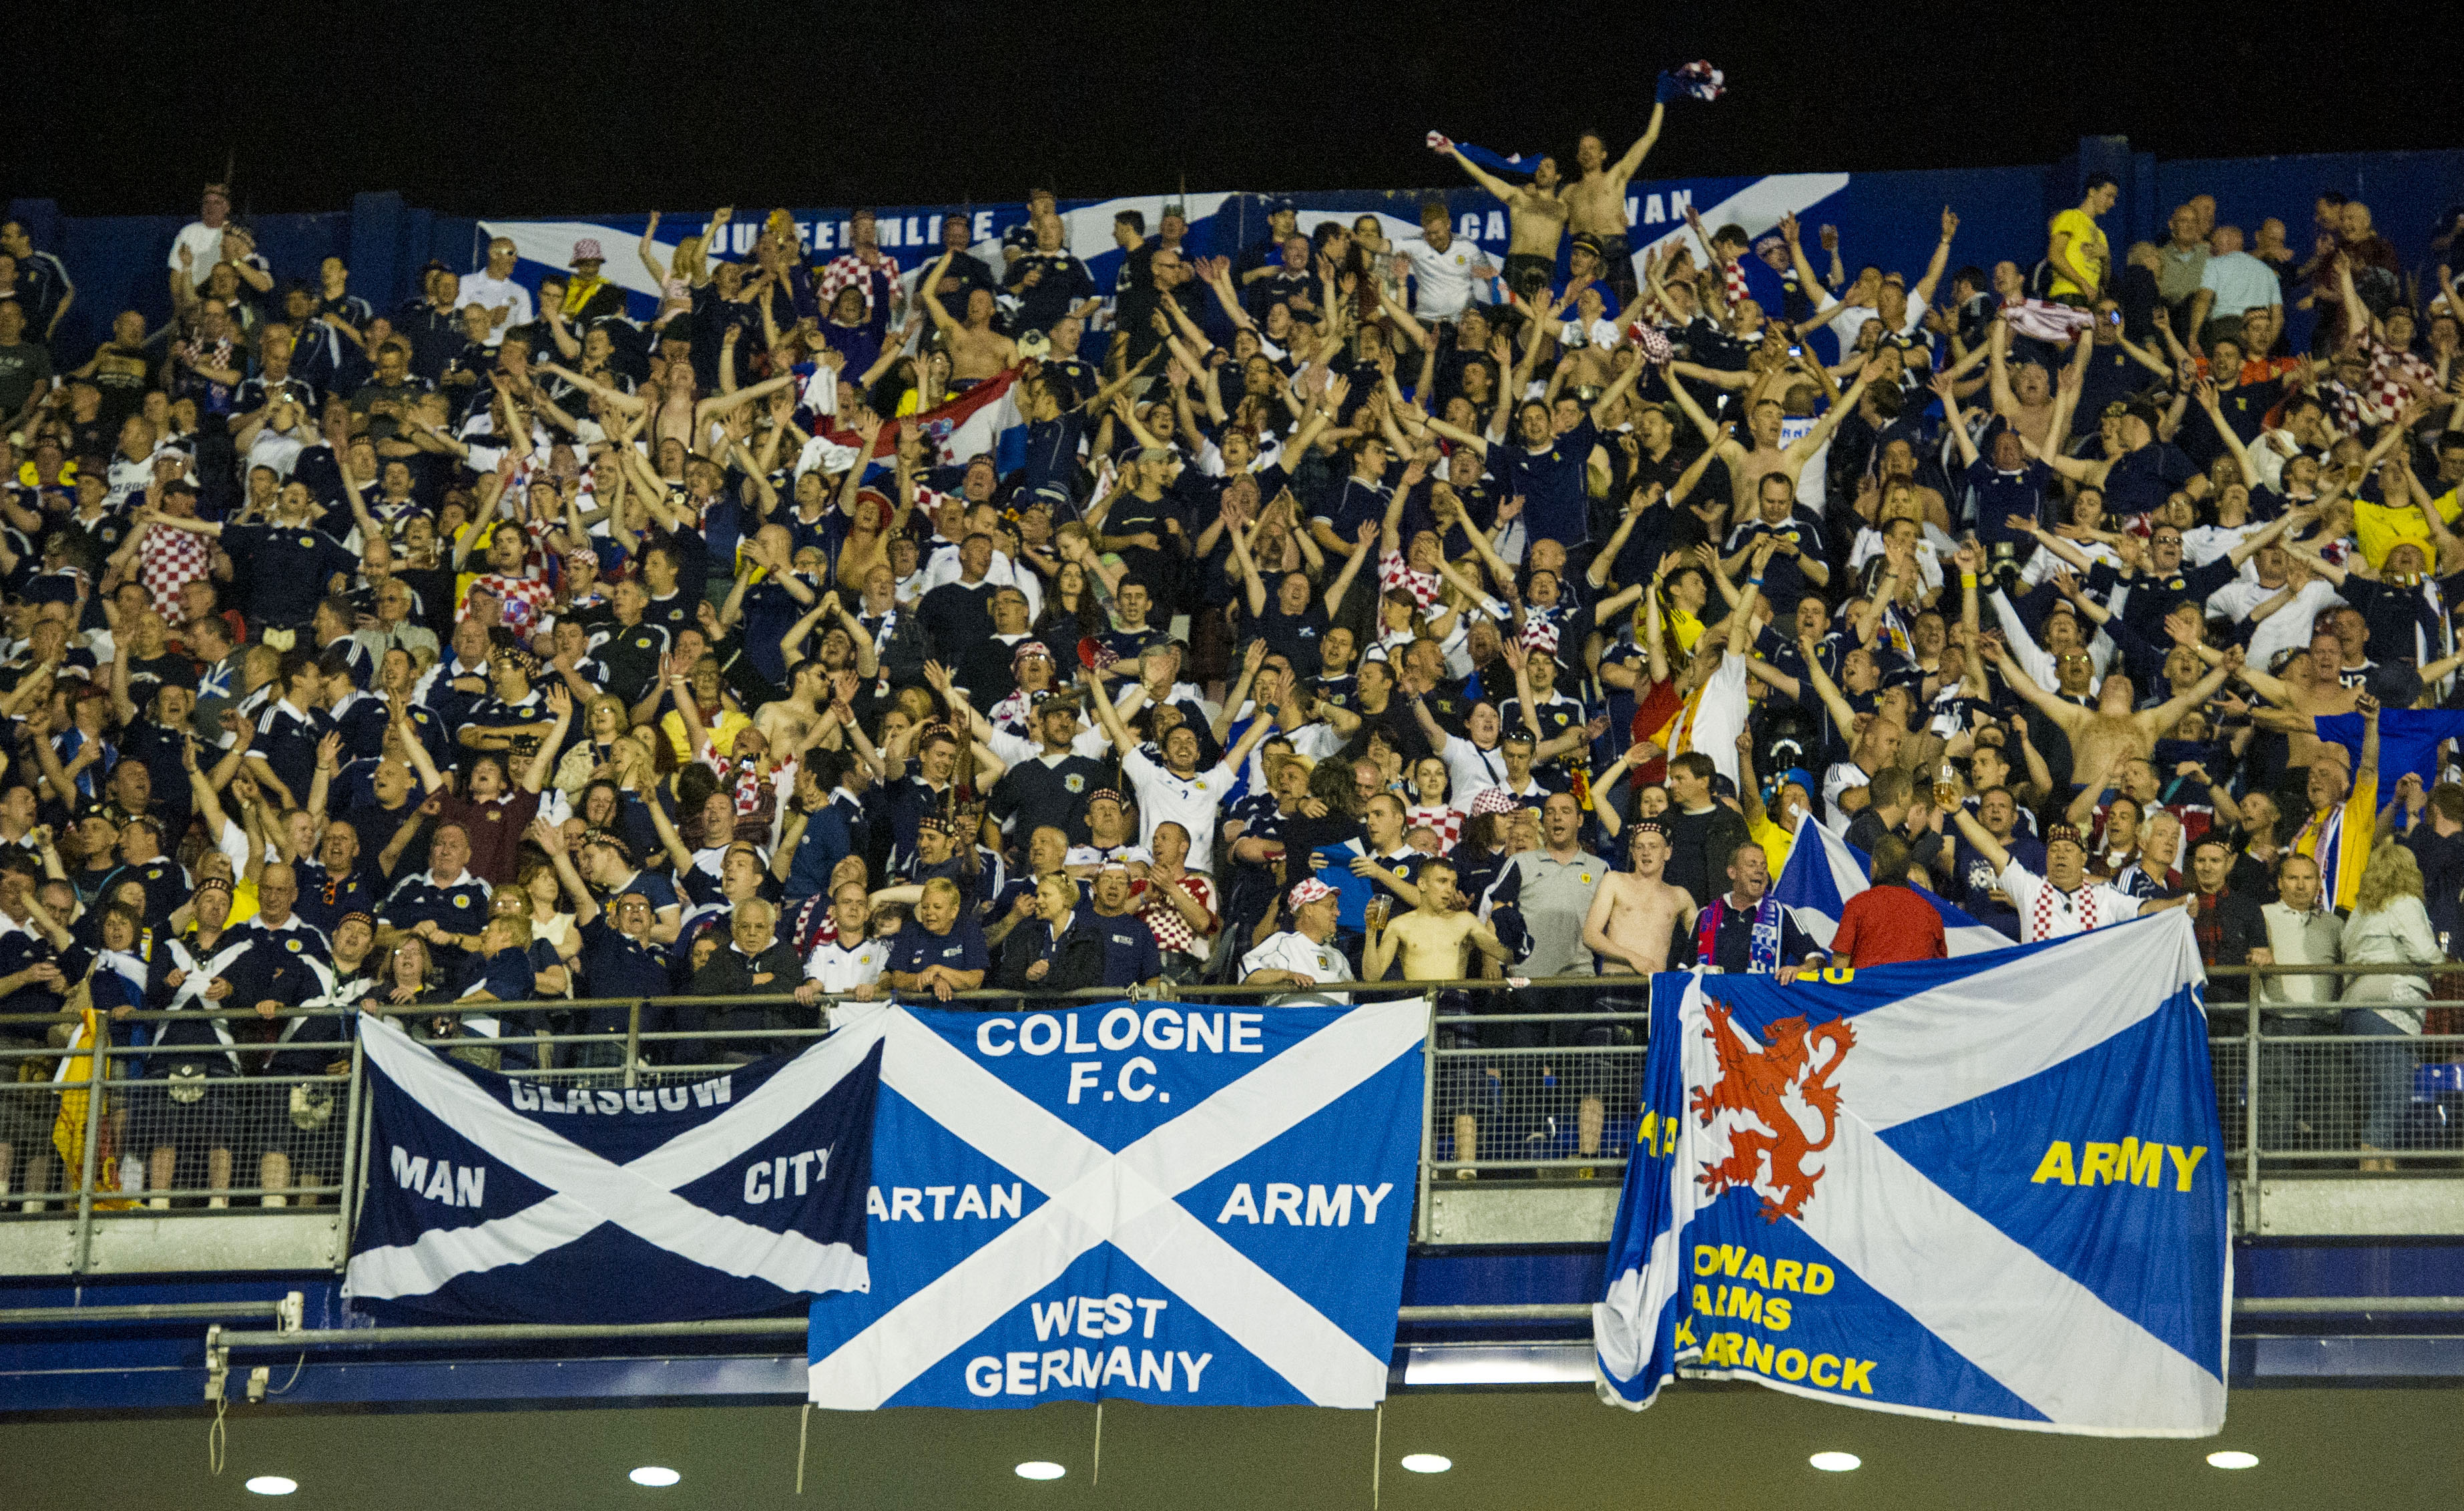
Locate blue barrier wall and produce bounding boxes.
[9,138,2459,385]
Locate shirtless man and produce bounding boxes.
[1560,110,1666,298]
[1668,365,1874,515]
[2224,628,2359,771]
[754,658,834,753]
[1985,319,2064,453]
[1995,642,2242,782]
[1586,821,1698,978]
[1433,135,1569,301]
[1575,819,1697,1161]
[1367,857,1511,981]
[1369,857,1512,1166]
[922,250,1018,382]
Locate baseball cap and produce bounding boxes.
[1011,640,1053,664]
[1288,878,1335,906]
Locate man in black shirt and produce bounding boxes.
[583,580,670,707]
[1659,752,1751,908]
[919,535,1001,664]
[1110,211,1158,369]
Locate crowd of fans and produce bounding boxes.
[2,124,2461,1201]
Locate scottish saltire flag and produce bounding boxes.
[1657,60,1728,103]
[344,1012,881,1324]
[1429,132,1549,180]
[808,999,1426,1410]
[1775,813,2009,955]
[1595,913,2228,1435]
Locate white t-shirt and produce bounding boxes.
[2208,578,2342,670]
[1827,294,1929,355]
[455,272,535,343]
[1238,929,1355,1005]
[1399,236,1483,320]
[168,221,228,279]
[1119,748,1238,874]
[1686,653,1752,787]
[1997,859,2142,943]
[2182,520,2266,572]
[919,548,1043,623]
[1065,842,1152,871]
[1436,733,1511,808]
[803,937,888,994]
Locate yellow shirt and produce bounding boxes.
[2353,490,2463,570]
[662,706,752,761]
[2047,209,2108,299]
[1747,812,1794,877]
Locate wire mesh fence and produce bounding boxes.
[1,965,2459,1269]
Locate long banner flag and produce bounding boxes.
[1593,913,2228,1435]
[808,999,1426,1409]
[1775,813,2011,955]
[344,1012,881,1324]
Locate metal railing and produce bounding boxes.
[1,963,2458,1273]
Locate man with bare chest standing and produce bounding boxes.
[1560,107,1665,303]
[1549,819,1693,1172]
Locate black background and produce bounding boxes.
[5,2,2458,217]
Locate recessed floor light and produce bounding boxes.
[245,1477,298,1496]
[1809,1452,1862,1472]
[629,1466,682,1487]
[1399,1454,1453,1474]
[1015,1461,1067,1480]
[2206,1451,2259,1470]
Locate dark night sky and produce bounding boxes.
[6,2,2459,218]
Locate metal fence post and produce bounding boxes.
[71,1038,110,1274]
[333,1039,367,1269]
[1415,997,1438,1243]
[624,1001,642,1088]
[2243,990,2262,1237]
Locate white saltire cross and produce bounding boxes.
[808,998,1426,1410]
[344,1012,873,1303]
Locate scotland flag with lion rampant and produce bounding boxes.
[1594,911,2229,1436]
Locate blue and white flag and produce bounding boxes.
[807,999,1426,1410]
[1774,813,2009,956]
[344,1012,881,1324]
[1595,913,2228,1435]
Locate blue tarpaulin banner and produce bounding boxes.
[807,999,1426,1409]
[1593,913,2228,1435]
[344,1012,880,1324]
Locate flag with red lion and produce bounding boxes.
[1594,911,2226,1436]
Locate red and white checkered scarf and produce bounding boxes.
[139,527,212,619]
[2029,880,2100,941]
[1140,871,1216,957]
